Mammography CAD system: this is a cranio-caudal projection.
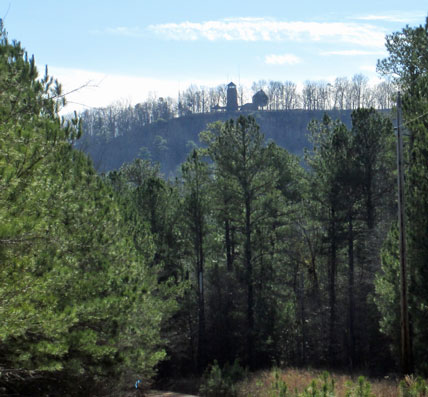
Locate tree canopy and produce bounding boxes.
[0,23,178,395]
[2,14,428,395]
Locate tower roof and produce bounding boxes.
[227,82,236,87]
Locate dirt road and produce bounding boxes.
[147,391,198,397]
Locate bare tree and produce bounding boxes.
[282,81,299,109]
[351,74,368,109]
[251,79,267,94]
[216,84,227,107]
[332,77,349,110]
[302,81,317,110]
[373,80,395,109]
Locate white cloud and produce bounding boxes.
[321,49,387,56]
[105,26,144,37]
[354,11,426,23]
[148,17,386,47]
[90,26,145,37]
[49,67,228,114]
[357,15,402,22]
[265,53,302,65]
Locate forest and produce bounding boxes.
[1,16,428,397]
[77,109,357,175]
[75,74,393,175]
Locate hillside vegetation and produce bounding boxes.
[77,109,355,175]
[1,16,428,397]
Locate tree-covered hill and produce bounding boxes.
[3,13,428,396]
[77,109,355,175]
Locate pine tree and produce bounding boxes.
[180,149,211,371]
[202,116,282,367]
[0,24,177,393]
[376,16,428,374]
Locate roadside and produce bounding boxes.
[147,391,198,397]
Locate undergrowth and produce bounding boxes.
[235,368,427,397]
[197,363,428,397]
[199,359,247,397]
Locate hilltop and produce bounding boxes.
[77,109,356,175]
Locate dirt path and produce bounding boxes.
[147,391,198,397]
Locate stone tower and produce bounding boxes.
[226,82,238,111]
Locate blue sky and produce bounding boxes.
[2,0,426,112]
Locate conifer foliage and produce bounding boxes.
[376,16,428,374]
[0,23,176,394]
[3,14,428,394]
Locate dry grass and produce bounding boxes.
[236,368,400,396]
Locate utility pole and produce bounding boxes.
[396,91,412,374]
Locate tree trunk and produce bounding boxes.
[328,208,337,365]
[348,213,355,370]
[299,269,306,364]
[225,218,233,272]
[197,217,206,372]
[245,192,254,368]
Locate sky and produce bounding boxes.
[2,1,426,113]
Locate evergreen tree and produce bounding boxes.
[202,116,288,367]
[180,149,211,371]
[306,115,349,365]
[0,24,177,394]
[307,110,395,369]
[377,16,428,374]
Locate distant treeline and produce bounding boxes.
[77,110,358,175]
[4,16,428,396]
[79,74,394,140]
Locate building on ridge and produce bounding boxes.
[210,81,269,112]
[252,90,268,109]
[226,82,238,111]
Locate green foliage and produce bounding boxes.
[374,226,401,355]
[6,11,428,395]
[345,376,374,397]
[307,106,396,367]
[299,373,335,397]
[270,369,289,397]
[0,24,177,394]
[199,360,246,397]
[377,17,428,90]
[200,116,304,367]
[376,15,428,374]
[268,371,336,397]
[200,361,235,397]
[78,105,353,175]
[399,376,428,397]
[107,158,186,374]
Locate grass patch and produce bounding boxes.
[235,368,426,396]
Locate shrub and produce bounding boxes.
[269,370,335,397]
[399,375,428,397]
[270,369,289,397]
[199,360,246,397]
[345,376,374,397]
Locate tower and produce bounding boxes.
[226,82,238,111]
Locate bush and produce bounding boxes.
[269,370,335,397]
[399,375,428,397]
[345,376,374,397]
[270,369,289,397]
[199,360,246,397]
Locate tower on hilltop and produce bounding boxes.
[226,82,238,111]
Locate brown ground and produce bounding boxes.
[147,392,198,397]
